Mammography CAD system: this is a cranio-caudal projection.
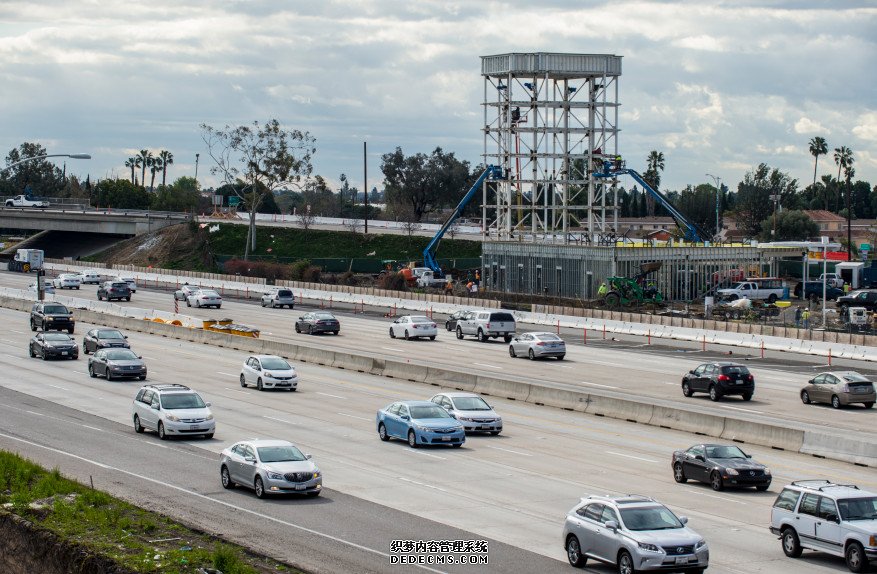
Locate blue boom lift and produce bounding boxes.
[423,165,502,277]
[593,160,709,243]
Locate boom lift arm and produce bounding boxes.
[593,161,709,243]
[423,165,502,277]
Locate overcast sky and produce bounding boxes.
[1,1,875,197]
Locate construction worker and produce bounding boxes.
[444,277,453,294]
[795,306,802,328]
[466,281,474,297]
[597,281,608,298]
[802,307,811,329]
[474,269,481,287]
[614,155,623,170]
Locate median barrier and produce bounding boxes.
[719,418,805,452]
[649,405,726,436]
[380,359,430,383]
[424,367,478,392]
[473,375,532,402]
[331,352,377,374]
[584,394,654,424]
[800,430,877,467]
[294,346,337,367]
[524,385,590,412]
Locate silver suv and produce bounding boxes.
[563,494,708,573]
[770,480,877,572]
[261,288,295,309]
[455,310,516,342]
[132,384,215,440]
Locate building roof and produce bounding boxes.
[804,210,846,222]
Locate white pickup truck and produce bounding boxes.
[5,195,49,208]
[717,279,785,303]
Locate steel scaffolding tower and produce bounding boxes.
[480,53,622,244]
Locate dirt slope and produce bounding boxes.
[88,222,211,270]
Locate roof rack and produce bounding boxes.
[146,383,191,391]
[791,480,860,491]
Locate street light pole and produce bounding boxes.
[706,173,721,240]
[1,153,90,174]
[194,153,200,188]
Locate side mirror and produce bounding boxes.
[694,455,705,462]
[205,402,212,407]
[679,516,689,525]
[244,456,256,463]
[138,356,143,359]
[689,370,696,374]
[604,520,618,531]
[124,335,128,339]
[305,454,312,460]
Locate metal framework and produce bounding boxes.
[481,53,622,243]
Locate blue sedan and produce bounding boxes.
[376,400,465,448]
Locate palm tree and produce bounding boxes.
[643,150,665,216]
[158,150,174,187]
[148,156,162,191]
[834,146,853,184]
[124,157,137,184]
[137,149,152,188]
[808,136,828,200]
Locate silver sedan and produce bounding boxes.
[508,331,566,360]
[220,439,322,498]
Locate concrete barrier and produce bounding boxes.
[524,385,590,412]
[649,405,726,437]
[294,346,337,367]
[331,352,377,374]
[800,431,877,467]
[424,367,478,392]
[381,360,429,383]
[585,394,654,424]
[719,418,805,452]
[474,375,531,402]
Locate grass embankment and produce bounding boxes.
[0,450,299,574]
[208,223,482,261]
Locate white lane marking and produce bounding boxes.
[689,490,748,505]
[605,451,659,463]
[223,387,249,395]
[558,365,573,369]
[337,412,371,421]
[10,330,25,334]
[485,445,532,457]
[473,362,502,370]
[263,415,298,425]
[81,425,103,432]
[380,346,399,352]
[580,381,619,389]
[0,432,446,574]
[48,384,70,391]
[0,339,15,344]
[25,410,45,417]
[398,476,449,493]
[217,371,237,377]
[722,406,764,414]
[405,449,446,461]
[316,392,345,399]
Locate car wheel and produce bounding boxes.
[617,550,635,574]
[781,527,803,558]
[204,433,213,439]
[88,364,96,378]
[710,470,724,491]
[378,423,389,441]
[407,430,418,448]
[528,348,536,360]
[509,346,516,358]
[456,326,464,340]
[565,535,587,567]
[673,462,687,483]
[477,329,487,342]
[133,414,144,433]
[742,393,753,401]
[801,390,811,404]
[97,294,102,301]
[220,465,234,489]
[446,323,452,332]
[846,541,868,573]
[157,422,167,440]
[429,335,435,340]
[767,294,777,303]
[295,324,301,333]
[709,385,722,402]
[557,354,565,360]
[186,300,191,307]
[138,375,146,380]
[864,402,874,409]
[125,297,130,302]
[254,476,265,499]
[404,330,410,340]
[682,381,693,397]
[41,350,48,361]
[240,374,247,388]
[271,301,277,308]
[106,369,113,381]
[389,327,396,339]
[83,344,89,355]
[257,378,263,391]
[30,320,36,332]
[831,395,842,409]
[28,345,35,358]
[333,331,339,336]
[68,327,74,334]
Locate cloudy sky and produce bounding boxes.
[1,1,875,196]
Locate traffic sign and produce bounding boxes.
[228,196,240,207]
[860,243,871,251]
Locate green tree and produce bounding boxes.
[380,146,471,222]
[641,150,665,216]
[92,178,151,209]
[137,149,152,188]
[202,119,315,259]
[158,150,174,187]
[677,183,719,237]
[757,210,819,241]
[1,142,65,197]
[150,176,200,212]
[733,163,798,237]
[808,136,828,204]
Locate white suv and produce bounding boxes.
[132,384,215,440]
[770,480,877,572]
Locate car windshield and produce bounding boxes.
[620,507,683,531]
[43,305,68,314]
[705,445,747,459]
[314,312,335,320]
[409,405,453,419]
[411,316,432,323]
[200,290,219,297]
[97,330,124,340]
[105,349,138,361]
[840,372,871,383]
[257,445,306,463]
[453,396,492,411]
[43,333,71,341]
[260,357,291,370]
[535,333,562,341]
[161,393,206,409]
[838,497,877,521]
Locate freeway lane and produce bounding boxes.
[10,269,877,435]
[0,307,874,573]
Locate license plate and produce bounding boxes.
[295,484,306,490]
[736,380,744,384]
[442,436,451,441]
[480,425,491,429]
[675,557,691,565]
[190,425,201,430]
[61,351,68,356]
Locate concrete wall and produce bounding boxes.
[0,210,187,236]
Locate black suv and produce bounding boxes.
[97,280,131,302]
[682,362,754,401]
[30,302,75,334]
[836,289,877,312]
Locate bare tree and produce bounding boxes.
[297,210,316,230]
[395,203,422,236]
[201,119,315,260]
[343,218,363,235]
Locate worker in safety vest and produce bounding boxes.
[597,281,608,297]
[614,155,623,170]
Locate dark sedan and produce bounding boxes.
[29,332,78,360]
[672,443,771,491]
[682,362,754,401]
[444,310,471,332]
[82,328,130,354]
[294,312,340,335]
[88,348,147,381]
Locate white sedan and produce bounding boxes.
[240,355,299,391]
[52,273,82,290]
[388,315,437,340]
[186,288,222,308]
[77,269,103,284]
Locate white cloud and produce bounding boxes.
[853,112,877,142]
[794,117,826,134]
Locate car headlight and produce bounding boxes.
[695,539,707,550]
[206,414,214,420]
[763,467,771,475]
[415,425,430,432]
[870,535,877,546]
[637,542,661,552]
[726,468,739,476]
[458,416,472,422]
[165,414,180,422]
[264,372,274,378]
[313,470,321,478]
[267,471,283,480]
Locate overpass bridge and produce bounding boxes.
[0,207,192,236]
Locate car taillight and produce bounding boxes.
[536,342,546,346]
[486,323,491,329]
[746,375,753,381]
[412,324,419,329]
[431,324,436,329]
[717,375,730,382]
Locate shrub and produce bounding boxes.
[339,271,357,286]
[377,272,407,291]
[289,260,311,281]
[302,265,321,283]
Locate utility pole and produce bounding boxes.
[846,174,852,261]
[770,194,781,238]
[363,141,368,234]
[194,153,200,188]
[706,174,721,240]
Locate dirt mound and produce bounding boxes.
[89,222,210,269]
